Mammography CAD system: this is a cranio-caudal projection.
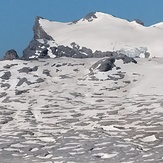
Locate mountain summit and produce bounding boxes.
[23,12,163,59]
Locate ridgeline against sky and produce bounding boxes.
[0,0,163,58]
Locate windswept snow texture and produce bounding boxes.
[39,12,163,57]
[0,58,163,162]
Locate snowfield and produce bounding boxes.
[0,57,163,162]
[39,12,163,57]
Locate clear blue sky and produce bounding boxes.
[0,0,163,58]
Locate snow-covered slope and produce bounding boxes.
[37,12,163,57]
[151,22,163,28]
[1,57,163,162]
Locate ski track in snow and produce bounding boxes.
[0,58,163,162]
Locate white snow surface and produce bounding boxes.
[39,12,163,57]
[151,22,163,28]
[1,58,163,162]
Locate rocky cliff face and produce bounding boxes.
[22,17,55,60]
[33,16,54,40]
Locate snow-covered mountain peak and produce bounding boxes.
[94,12,125,21]
[23,11,163,59]
[83,12,115,21]
[76,12,129,25]
[95,11,114,18]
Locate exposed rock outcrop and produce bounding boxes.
[71,12,98,24]
[3,49,19,60]
[18,66,38,73]
[33,16,54,40]
[22,39,53,60]
[23,38,117,59]
[115,53,137,64]
[83,12,97,22]
[134,19,144,26]
[90,55,137,72]
[22,16,55,59]
[91,57,116,72]
[1,71,11,80]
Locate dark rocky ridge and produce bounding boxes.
[134,19,144,26]
[22,16,55,60]
[23,38,136,63]
[91,58,116,72]
[33,16,54,40]
[71,12,97,24]
[91,56,137,72]
[82,12,98,22]
[22,39,51,60]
